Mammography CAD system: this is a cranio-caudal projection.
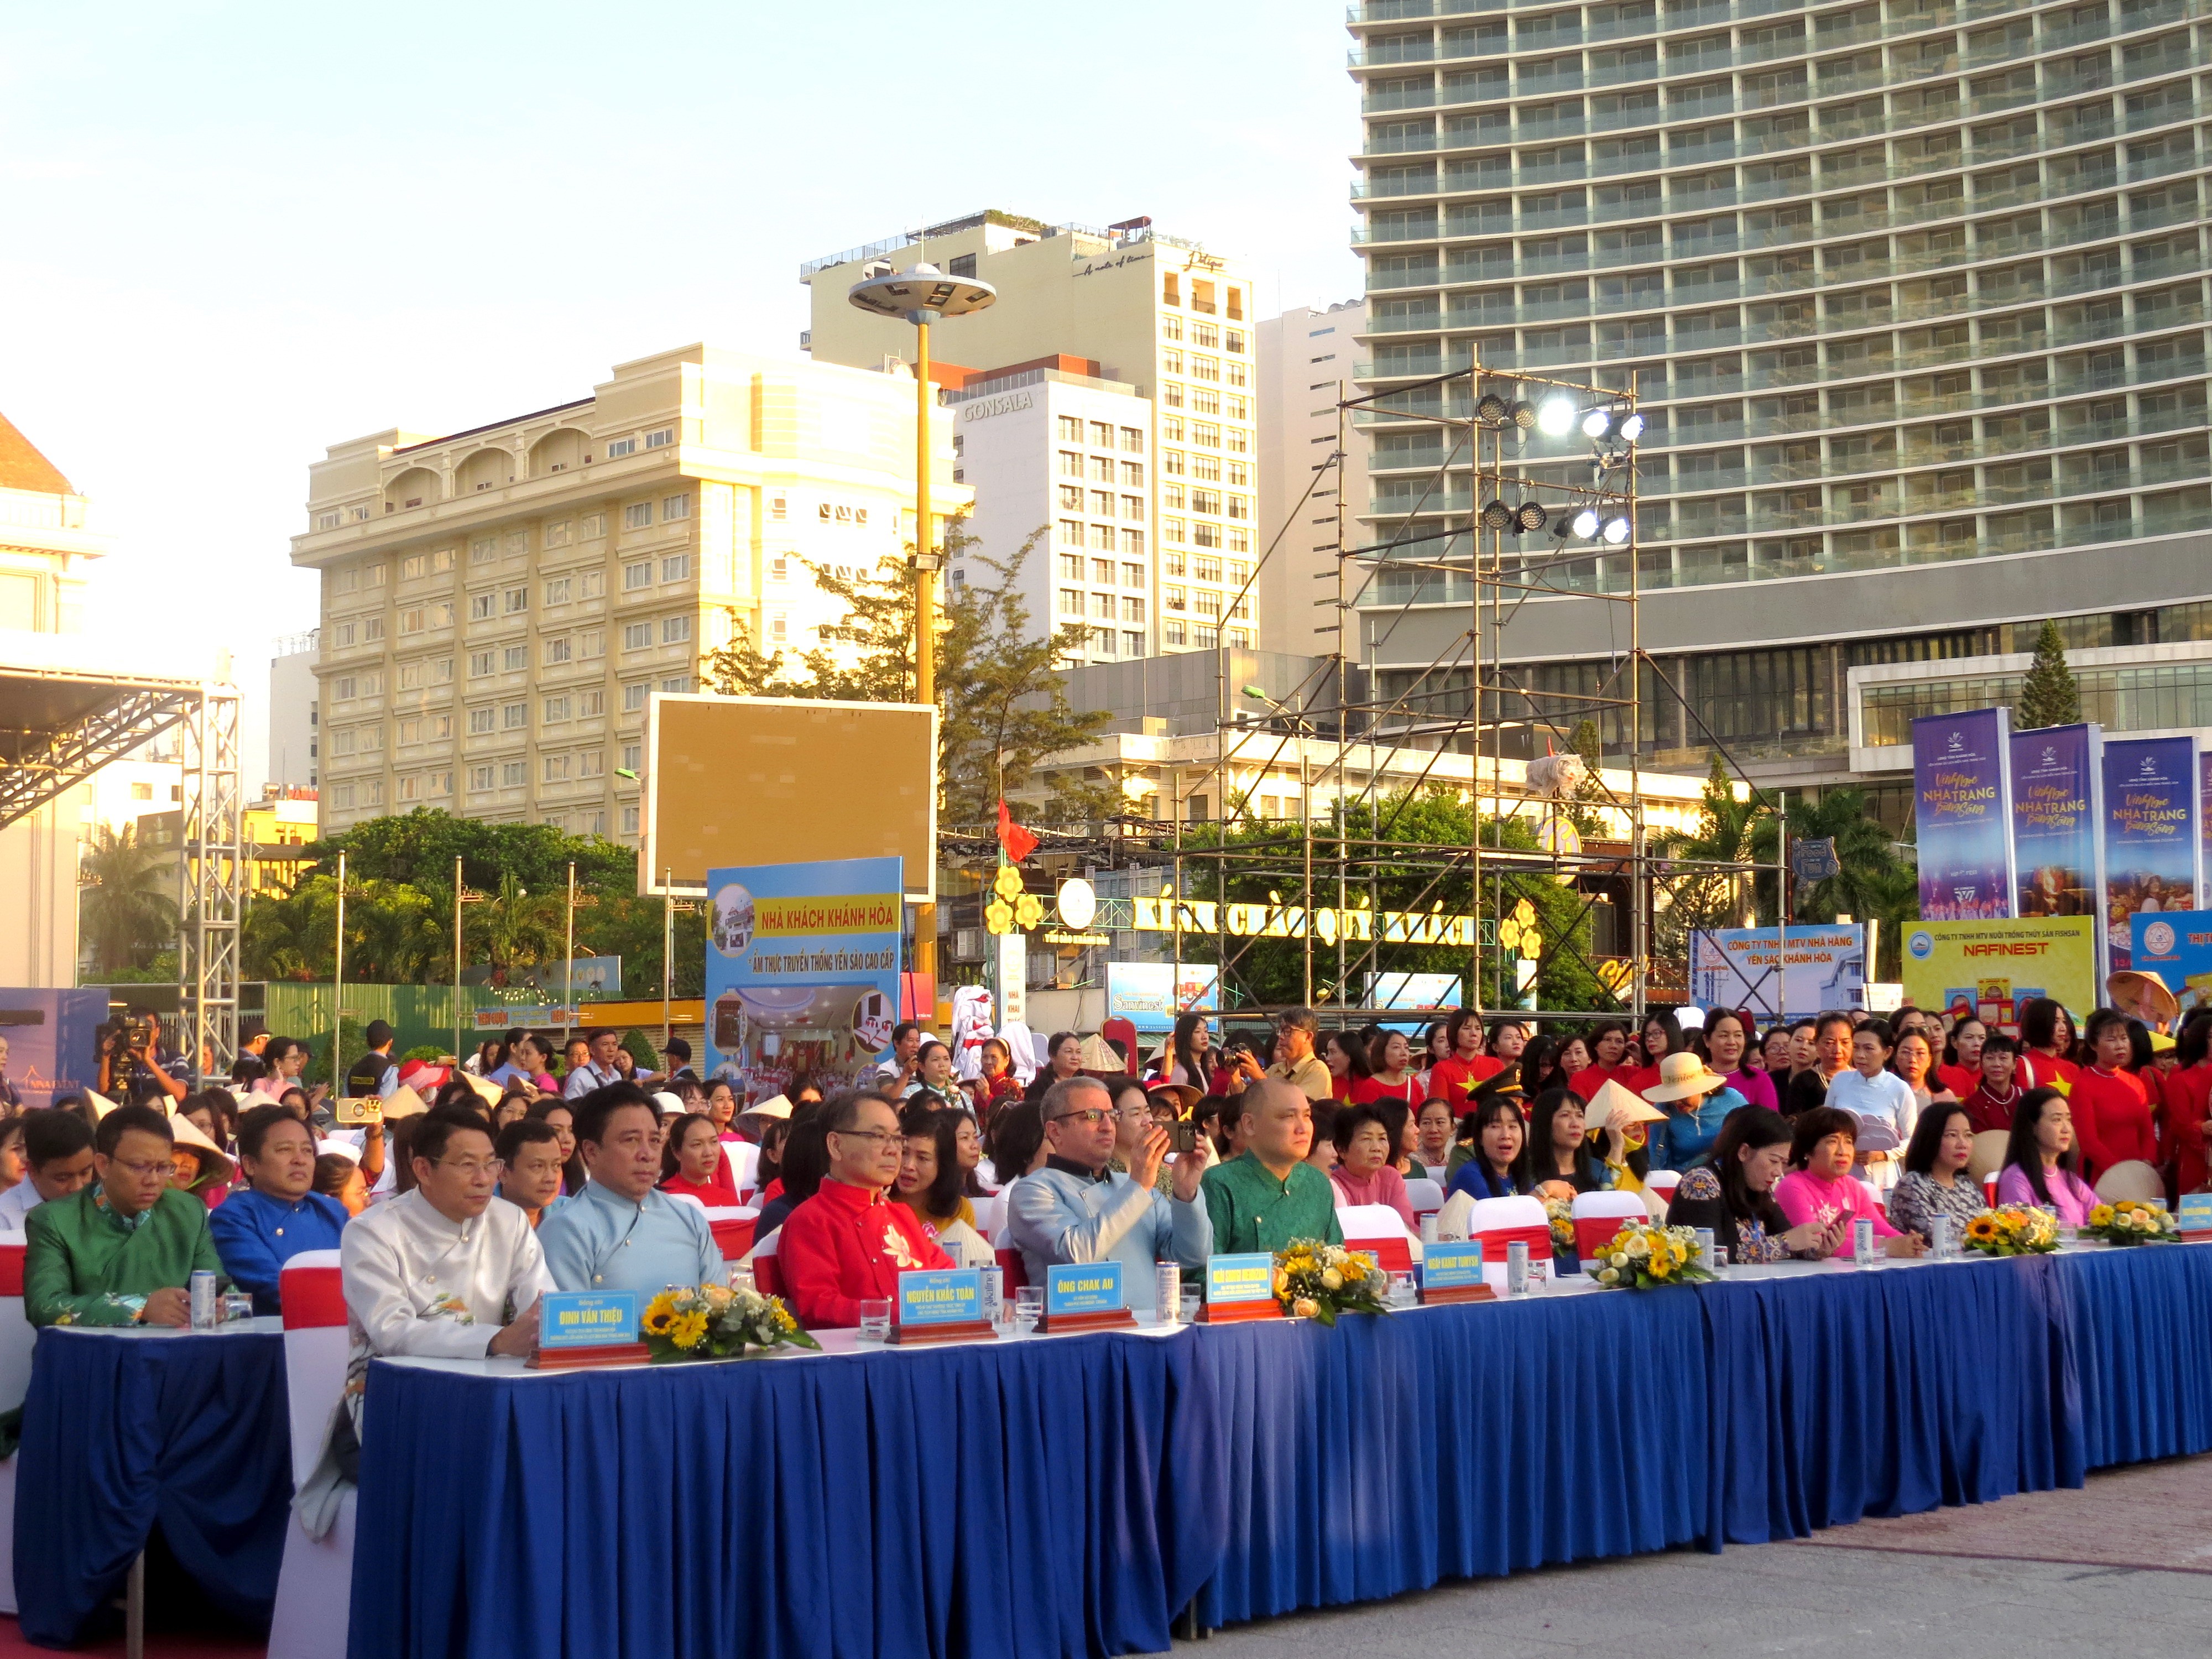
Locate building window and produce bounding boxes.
[545,637,572,666]
[544,521,572,549]
[468,592,494,620]
[333,676,356,701]
[503,702,527,729]
[624,561,653,592]
[316,512,339,531]
[468,707,494,734]
[577,688,604,718]
[502,644,528,671]
[1058,588,1082,614]
[1164,518,1186,545]
[1165,619,1187,645]
[544,754,570,783]
[662,493,690,520]
[501,760,526,788]
[1120,426,1144,453]
[504,532,526,555]
[468,765,494,792]
[1121,596,1146,623]
[469,536,497,565]
[1058,415,1083,441]
[1162,383,1184,409]
[1088,524,1114,550]
[361,617,385,643]
[1121,561,1145,587]
[622,804,640,834]
[623,622,653,651]
[400,555,426,581]
[1192,454,1221,482]
[768,496,786,522]
[578,750,605,779]
[660,675,688,693]
[581,513,606,539]
[1058,483,1084,511]
[769,613,788,643]
[1057,518,1083,544]
[544,577,571,607]
[1195,556,1223,583]
[1058,450,1083,477]
[503,587,529,614]
[468,651,493,678]
[623,682,649,713]
[1091,557,1114,583]
[578,629,604,660]
[1123,630,1145,656]
[1195,625,1220,648]
[661,554,691,582]
[607,437,638,458]
[646,427,675,450]
[621,742,641,771]
[1121,529,1146,556]
[1193,521,1222,547]
[624,502,653,529]
[661,615,692,644]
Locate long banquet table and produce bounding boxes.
[350,1245,2212,1659]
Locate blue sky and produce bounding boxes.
[0,2,1364,771]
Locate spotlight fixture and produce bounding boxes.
[1580,408,1613,440]
[1475,393,1510,427]
[1570,507,1601,539]
[1602,515,1632,545]
[1480,498,1514,530]
[1536,396,1578,437]
[1512,501,1548,533]
[1510,399,1538,430]
[1617,411,1646,443]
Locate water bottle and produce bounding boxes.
[1853,1218,1875,1267]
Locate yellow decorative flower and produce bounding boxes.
[1291,1297,1320,1319]
[2089,1204,2115,1227]
[1965,1215,1999,1243]
[642,1295,678,1336]
[1340,1258,1366,1281]
[669,1311,709,1349]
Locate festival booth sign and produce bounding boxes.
[2129,911,2212,1020]
[1103,962,1220,1033]
[2099,735,2204,975]
[702,857,904,1096]
[1688,925,1867,1022]
[0,991,106,1110]
[2009,723,2104,924]
[1912,708,2016,921]
[2201,750,2212,907]
[1901,918,2098,1036]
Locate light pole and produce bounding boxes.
[1244,685,1314,1008]
[846,258,997,992]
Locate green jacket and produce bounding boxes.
[1201,1151,1343,1255]
[24,1185,227,1327]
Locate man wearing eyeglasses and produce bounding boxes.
[778,1089,951,1328]
[24,1104,226,1327]
[538,1084,718,1295]
[1005,1077,1212,1312]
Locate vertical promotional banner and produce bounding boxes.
[2008,723,2103,923]
[2099,736,2204,976]
[2201,751,2212,909]
[1912,709,2016,920]
[2131,911,2212,1020]
[703,857,904,1098]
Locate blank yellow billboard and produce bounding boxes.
[641,695,937,900]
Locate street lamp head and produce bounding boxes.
[847,262,998,323]
[1241,684,1270,701]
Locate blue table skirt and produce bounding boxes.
[2053,1245,2212,1469]
[352,1329,1223,1659]
[15,1325,291,1648]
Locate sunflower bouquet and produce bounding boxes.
[641,1283,822,1362]
[1593,1221,1714,1290]
[1543,1196,1576,1255]
[1961,1205,2061,1256]
[2084,1199,2178,1245]
[1272,1239,1392,1326]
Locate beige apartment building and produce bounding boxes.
[804,211,1262,656]
[290,344,970,843]
[1256,298,1370,658]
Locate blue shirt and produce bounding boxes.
[1650,1087,1748,1171]
[206,1187,351,1314]
[535,1180,720,1296]
[1006,1159,1212,1311]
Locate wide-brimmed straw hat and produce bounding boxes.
[1641,1051,1731,1105]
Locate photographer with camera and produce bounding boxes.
[97,1015,189,1110]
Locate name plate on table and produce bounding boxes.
[528,1290,648,1369]
[889,1269,995,1345]
[1037,1261,1136,1333]
[1198,1253,1282,1324]
[1421,1241,1496,1304]
[2179,1195,2212,1239]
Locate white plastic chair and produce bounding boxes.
[0,1232,34,1616]
[973,1190,1006,1243]
[1336,1202,1421,1270]
[1468,1194,1552,1293]
[1644,1170,1684,1208]
[1569,1191,1647,1271]
[266,1250,353,1659]
[720,1140,761,1201]
[1404,1177,1445,1221]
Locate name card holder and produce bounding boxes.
[1197,1253,1284,1324]
[1420,1242,1496,1306]
[528,1290,650,1370]
[1035,1261,1137,1334]
[888,1269,997,1347]
[2178,1196,2212,1243]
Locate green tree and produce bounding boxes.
[2015,619,2080,731]
[1564,718,1607,837]
[702,521,1116,825]
[1770,788,1917,979]
[78,824,179,977]
[303,808,630,896]
[473,872,566,974]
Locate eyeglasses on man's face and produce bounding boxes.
[831,1126,901,1147]
[434,1157,505,1181]
[1051,1108,1113,1126]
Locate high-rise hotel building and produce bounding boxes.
[1343,0,2212,812]
[291,345,969,842]
[804,211,1263,661]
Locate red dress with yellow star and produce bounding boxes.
[776,1177,953,1329]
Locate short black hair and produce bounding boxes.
[1789,1105,1860,1167]
[1902,1100,1975,1177]
[584,1027,613,1045]
[891,1021,921,1044]
[364,1020,394,1048]
[1980,1031,2020,1057]
[662,1037,691,1063]
[413,1108,494,1166]
[822,1088,900,1136]
[572,1082,658,1146]
[238,1103,312,1162]
[23,1108,93,1168]
[494,1117,561,1167]
[96,1104,174,1159]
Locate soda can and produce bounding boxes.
[1928,1214,1952,1259]
[978,1264,1004,1327]
[1506,1239,1530,1296]
[1153,1262,1180,1325]
[189,1270,218,1331]
[1853,1218,1876,1267]
[1693,1227,1716,1268]
[1419,1214,1439,1248]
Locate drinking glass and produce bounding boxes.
[858,1299,893,1342]
[1386,1271,1417,1310]
[1014,1286,1044,1334]
[1180,1290,1202,1325]
[727,1265,756,1297]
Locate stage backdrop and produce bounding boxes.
[2008,723,2102,926]
[703,857,904,1098]
[2130,910,2212,1021]
[1912,708,2015,921]
[1689,925,1866,1022]
[0,990,107,1109]
[2099,736,2203,976]
[1901,918,2098,1036]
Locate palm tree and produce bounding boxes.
[1762,788,1917,978]
[79,825,178,977]
[472,872,564,974]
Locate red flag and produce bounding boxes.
[996,799,1038,864]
